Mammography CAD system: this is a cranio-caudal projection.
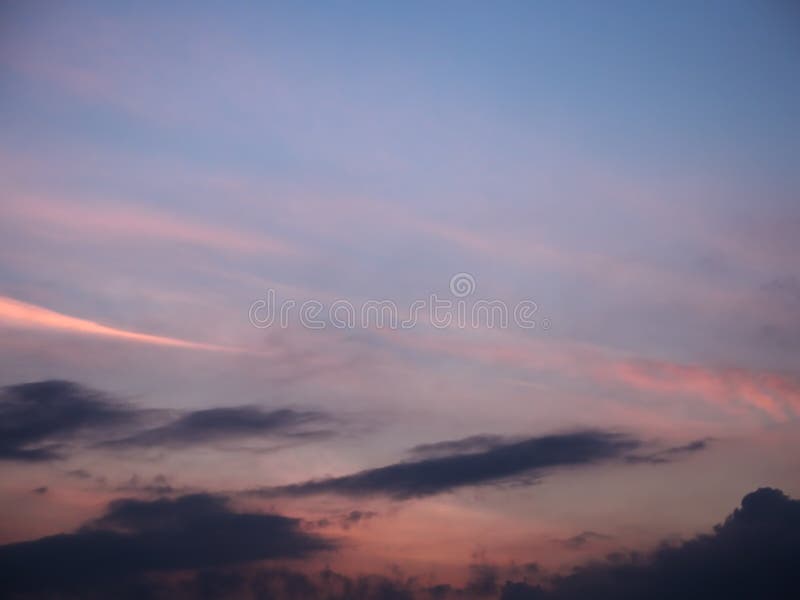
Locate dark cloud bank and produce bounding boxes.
[0,380,333,460]
[253,431,705,499]
[2,488,799,599]
[0,493,333,596]
[499,487,800,600]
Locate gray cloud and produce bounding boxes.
[625,438,711,465]
[3,488,797,599]
[252,431,643,500]
[408,435,508,458]
[0,493,334,595]
[65,469,93,479]
[501,487,800,599]
[0,380,141,461]
[102,406,334,449]
[0,380,336,460]
[310,510,380,531]
[560,531,613,550]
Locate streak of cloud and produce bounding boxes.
[0,295,249,354]
[251,431,644,500]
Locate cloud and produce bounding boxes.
[0,493,334,595]
[102,406,334,449]
[500,487,800,599]
[252,431,642,499]
[158,566,429,600]
[310,510,379,531]
[560,531,613,550]
[624,438,711,465]
[2,488,797,599]
[4,196,299,258]
[0,295,249,354]
[387,329,800,421]
[341,510,378,528]
[0,380,140,461]
[0,379,336,460]
[465,563,501,597]
[115,474,183,496]
[65,468,93,479]
[408,435,507,458]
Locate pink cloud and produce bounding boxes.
[0,295,245,354]
[5,197,298,257]
[379,327,799,423]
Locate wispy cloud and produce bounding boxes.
[0,295,249,353]
[625,438,712,465]
[5,197,299,257]
[381,328,800,421]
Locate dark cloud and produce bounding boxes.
[115,474,184,496]
[65,468,93,479]
[499,487,800,599]
[3,488,798,599]
[253,431,641,499]
[625,438,710,465]
[342,510,378,527]
[465,563,500,597]
[666,439,710,454]
[408,435,507,458]
[311,510,379,530]
[102,406,334,449]
[31,486,48,495]
[0,493,333,595]
[560,531,612,550]
[0,380,140,461]
[0,380,336,460]
[0,564,436,600]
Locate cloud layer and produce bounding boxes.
[4,488,797,599]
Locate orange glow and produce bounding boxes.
[0,295,244,353]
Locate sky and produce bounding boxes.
[1,1,799,598]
